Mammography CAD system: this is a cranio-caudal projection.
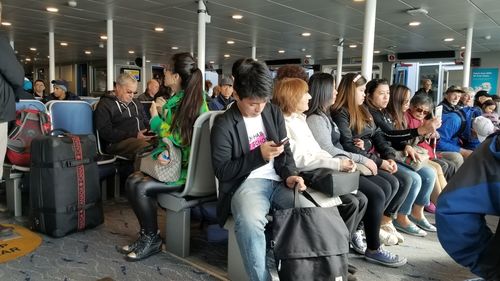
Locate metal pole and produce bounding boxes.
[251,46,256,60]
[197,0,207,82]
[9,39,14,49]
[49,31,55,92]
[463,27,473,88]
[336,38,344,86]
[142,54,146,92]
[107,19,114,92]
[361,0,377,80]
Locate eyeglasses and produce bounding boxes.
[414,107,430,115]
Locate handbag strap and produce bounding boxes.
[293,183,299,208]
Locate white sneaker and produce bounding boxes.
[381,222,405,244]
[379,227,398,246]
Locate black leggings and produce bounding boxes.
[387,169,412,218]
[125,173,171,234]
[358,173,398,251]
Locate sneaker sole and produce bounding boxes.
[365,255,407,268]
[394,225,427,237]
[125,244,162,262]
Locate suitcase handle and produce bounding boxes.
[49,128,71,136]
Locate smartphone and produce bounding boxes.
[434,105,443,120]
[272,137,290,147]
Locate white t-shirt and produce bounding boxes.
[243,115,282,181]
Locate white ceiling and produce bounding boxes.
[2,0,500,68]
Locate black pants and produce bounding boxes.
[125,173,171,234]
[338,192,367,237]
[358,173,398,251]
[434,157,457,180]
[386,169,411,218]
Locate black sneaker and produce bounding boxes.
[116,230,145,255]
[125,233,162,262]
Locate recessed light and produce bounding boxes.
[232,14,243,20]
[226,40,235,44]
[171,46,179,50]
[30,47,37,51]
[146,60,151,63]
[154,27,164,32]
[305,55,312,58]
[128,50,135,54]
[209,60,215,64]
[353,0,365,2]
[46,7,59,12]
[301,32,311,37]
[409,21,421,26]
[1,22,12,26]
[374,50,381,54]
[25,58,31,62]
[84,50,91,54]
[60,42,68,46]
[443,38,454,42]
[100,35,107,40]
[301,48,306,52]
[349,44,357,48]
[224,54,230,58]
[278,50,285,53]
[461,46,466,49]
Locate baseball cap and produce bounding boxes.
[473,116,495,142]
[51,79,68,92]
[445,85,465,95]
[220,76,233,86]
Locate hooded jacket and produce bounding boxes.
[0,31,24,123]
[94,93,149,149]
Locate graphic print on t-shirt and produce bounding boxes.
[249,131,266,151]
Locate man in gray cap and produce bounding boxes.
[208,76,235,110]
[43,79,80,102]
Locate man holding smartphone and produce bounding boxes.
[211,58,314,281]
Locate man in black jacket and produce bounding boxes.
[94,73,152,159]
[0,0,22,236]
[211,58,314,281]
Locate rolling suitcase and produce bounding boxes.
[30,132,104,237]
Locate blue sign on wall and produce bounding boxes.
[471,68,498,94]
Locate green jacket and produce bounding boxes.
[150,90,208,184]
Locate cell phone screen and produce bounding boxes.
[272,137,289,147]
[434,105,443,120]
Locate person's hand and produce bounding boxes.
[354,138,365,150]
[387,159,398,173]
[404,145,421,162]
[364,159,378,175]
[381,159,397,173]
[150,101,158,117]
[286,176,307,191]
[418,117,441,135]
[260,141,284,161]
[460,148,473,158]
[340,159,356,172]
[137,129,154,140]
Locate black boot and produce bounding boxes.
[116,229,145,254]
[125,232,162,261]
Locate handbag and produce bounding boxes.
[356,163,374,176]
[270,184,349,281]
[139,138,182,182]
[300,168,360,197]
[395,145,430,171]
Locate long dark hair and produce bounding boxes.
[306,73,334,116]
[170,52,203,146]
[387,84,410,130]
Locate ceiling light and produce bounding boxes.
[443,38,454,42]
[30,47,37,51]
[409,21,421,26]
[278,50,285,53]
[154,27,164,32]
[374,50,381,54]
[461,46,466,49]
[301,32,311,37]
[128,50,135,54]
[146,60,151,63]
[224,54,230,58]
[232,14,243,20]
[301,48,306,52]
[171,46,179,50]
[209,60,215,64]
[485,35,492,40]
[100,35,107,40]
[84,50,91,54]
[406,8,429,16]
[226,40,235,44]
[305,55,312,58]
[1,22,12,26]
[60,42,68,46]
[349,44,357,48]
[25,58,31,62]
[46,7,59,12]
[353,0,365,2]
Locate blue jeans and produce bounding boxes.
[397,164,436,215]
[231,178,315,281]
